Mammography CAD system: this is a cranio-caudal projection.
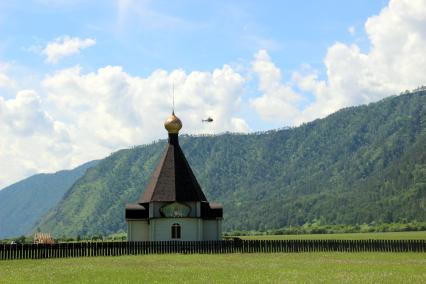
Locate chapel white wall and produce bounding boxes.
[127,220,149,241]
[151,218,201,241]
[203,220,221,240]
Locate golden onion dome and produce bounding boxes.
[164,112,182,134]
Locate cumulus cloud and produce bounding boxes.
[250,50,303,124]
[0,63,247,188]
[296,0,426,123]
[252,0,426,124]
[42,36,96,64]
[39,64,246,176]
[0,90,73,189]
[1,90,53,136]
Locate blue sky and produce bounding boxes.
[0,0,425,188]
[1,1,385,76]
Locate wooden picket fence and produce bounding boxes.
[0,239,425,260]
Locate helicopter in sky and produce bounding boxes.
[202,117,214,123]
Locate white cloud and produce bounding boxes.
[1,90,53,136]
[296,0,426,123]
[0,63,247,188]
[42,36,96,64]
[40,64,246,176]
[0,90,73,189]
[251,0,426,124]
[348,26,356,36]
[250,50,302,123]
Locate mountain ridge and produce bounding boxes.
[0,161,99,238]
[1,90,425,238]
[34,90,426,237]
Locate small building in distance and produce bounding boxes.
[125,112,223,241]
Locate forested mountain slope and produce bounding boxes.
[0,161,98,238]
[36,90,426,237]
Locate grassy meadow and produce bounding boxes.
[0,253,425,283]
[238,231,426,240]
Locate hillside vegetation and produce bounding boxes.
[36,90,426,237]
[0,161,98,238]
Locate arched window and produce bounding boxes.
[171,223,181,239]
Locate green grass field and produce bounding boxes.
[238,231,426,240]
[0,253,425,283]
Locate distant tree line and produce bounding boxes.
[225,221,426,236]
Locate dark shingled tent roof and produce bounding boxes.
[139,134,208,203]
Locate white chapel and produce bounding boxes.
[125,112,223,241]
